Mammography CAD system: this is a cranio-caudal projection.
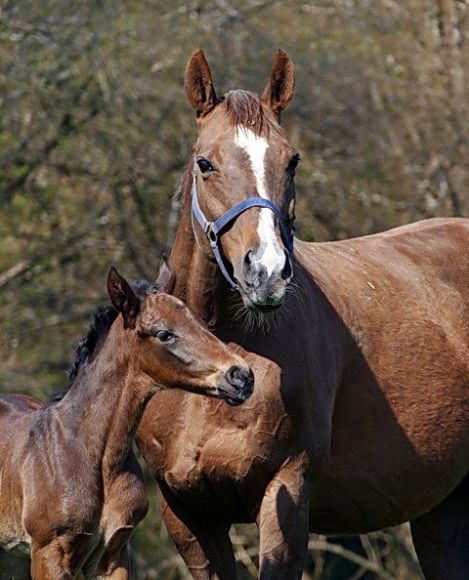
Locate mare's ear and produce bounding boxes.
[185,50,218,117]
[261,49,295,119]
[107,267,140,329]
[155,254,175,294]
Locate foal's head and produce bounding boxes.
[107,264,254,405]
[185,49,299,311]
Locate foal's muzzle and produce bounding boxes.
[219,365,255,406]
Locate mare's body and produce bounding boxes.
[137,51,469,580]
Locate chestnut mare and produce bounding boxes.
[0,266,253,579]
[137,50,469,580]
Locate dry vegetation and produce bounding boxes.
[0,0,467,578]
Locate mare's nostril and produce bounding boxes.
[243,249,255,284]
[244,250,254,266]
[281,252,292,281]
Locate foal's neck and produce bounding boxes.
[58,319,151,483]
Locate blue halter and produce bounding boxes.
[191,170,294,291]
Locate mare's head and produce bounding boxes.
[185,49,299,310]
[107,262,254,405]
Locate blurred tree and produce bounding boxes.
[0,0,466,577]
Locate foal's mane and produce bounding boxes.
[68,279,156,385]
[67,306,118,385]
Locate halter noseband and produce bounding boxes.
[191,170,294,291]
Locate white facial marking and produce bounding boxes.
[234,127,285,278]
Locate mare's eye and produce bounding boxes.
[154,330,176,343]
[197,157,214,173]
[288,153,300,172]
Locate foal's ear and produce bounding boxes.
[261,49,295,118]
[185,49,218,118]
[107,267,140,329]
[155,254,175,294]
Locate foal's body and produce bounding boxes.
[0,379,148,578]
[0,269,253,579]
[137,50,469,580]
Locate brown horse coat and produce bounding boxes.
[137,50,469,580]
[0,269,253,579]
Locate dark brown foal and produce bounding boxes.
[0,266,253,579]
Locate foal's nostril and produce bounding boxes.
[226,365,254,390]
[246,368,255,390]
[226,365,245,388]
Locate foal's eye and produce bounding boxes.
[154,330,176,343]
[197,157,215,173]
[288,153,300,172]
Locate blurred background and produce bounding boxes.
[0,0,467,578]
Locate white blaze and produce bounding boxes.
[234,127,285,278]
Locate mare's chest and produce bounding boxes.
[155,350,325,517]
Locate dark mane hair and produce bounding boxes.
[49,278,157,404]
[67,305,118,385]
[224,90,265,135]
[68,278,157,384]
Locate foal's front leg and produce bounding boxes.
[30,535,91,580]
[257,455,311,580]
[94,544,131,580]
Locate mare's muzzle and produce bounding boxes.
[191,171,294,297]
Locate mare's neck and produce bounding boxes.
[170,195,224,323]
[57,319,153,483]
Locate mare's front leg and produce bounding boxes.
[410,474,469,580]
[160,482,237,580]
[257,455,311,580]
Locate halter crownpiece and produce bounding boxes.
[191,170,294,291]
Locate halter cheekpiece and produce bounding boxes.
[191,169,294,291]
